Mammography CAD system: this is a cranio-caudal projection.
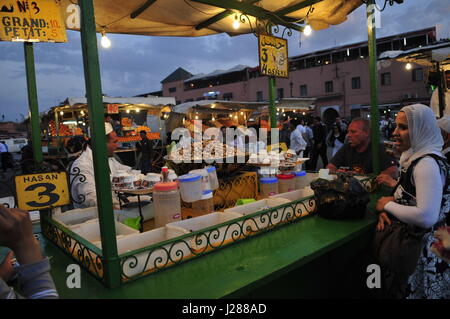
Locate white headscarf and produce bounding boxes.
[399,104,444,169]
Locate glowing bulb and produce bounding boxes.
[101,31,111,48]
[302,112,306,115]
[136,108,140,112]
[276,112,279,116]
[126,109,130,113]
[293,110,296,113]
[233,14,240,30]
[240,112,244,115]
[60,111,64,116]
[211,104,215,108]
[234,115,238,119]
[405,63,412,70]
[229,114,233,118]
[304,24,312,36]
[80,110,85,115]
[212,116,215,121]
[282,109,285,113]
[195,115,198,119]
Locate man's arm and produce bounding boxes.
[326,163,338,172]
[380,165,398,179]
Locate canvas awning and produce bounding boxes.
[60,0,362,37]
[378,42,450,68]
[172,99,269,114]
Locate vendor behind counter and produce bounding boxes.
[69,122,150,209]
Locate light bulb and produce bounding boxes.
[212,117,215,121]
[211,104,215,108]
[304,24,312,36]
[233,14,240,30]
[229,114,232,118]
[136,108,140,112]
[126,109,130,113]
[405,63,412,70]
[80,110,85,115]
[60,111,64,116]
[240,112,244,115]
[302,112,306,115]
[195,115,198,119]
[101,32,111,48]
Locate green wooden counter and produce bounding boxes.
[1,192,383,299]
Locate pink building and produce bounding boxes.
[149,27,439,125]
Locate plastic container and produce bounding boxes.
[53,207,98,227]
[293,171,307,189]
[277,174,295,193]
[269,187,314,201]
[178,173,202,202]
[192,190,214,217]
[206,166,219,190]
[153,182,181,227]
[189,169,211,192]
[259,177,278,197]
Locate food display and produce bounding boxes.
[169,140,246,162]
[111,170,176,191]
[248,149,309,170]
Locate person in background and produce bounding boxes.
[279,122,291,149]
[104,114,121,136]
[328,118,398,177]
[302,120,314,155]
[289,120,306,157]
[310,116,328,170]
[335,116,347,132]
[327,123,346,158]
[0,204,58,299]
[0,141,9,172]
[375,104,449,299]
[437,116,450,163]
[136,130,153,174]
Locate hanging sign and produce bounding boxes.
[258,34,289,78]
[0,0,68,42]
[107,104,119,114]
[15,171,70,210]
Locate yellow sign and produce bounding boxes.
[0,0,67,42]
[258,35,289,78]
[15,171,70,210]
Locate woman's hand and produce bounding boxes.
[376,174,397,188]
[376,212,392,232]
[376,196,394,212]
[0,251,15,282]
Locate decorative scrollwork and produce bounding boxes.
[68,164,87,205]
[41,217,104,282]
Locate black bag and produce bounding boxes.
[310,173,370,219]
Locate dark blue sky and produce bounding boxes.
[0,0,449,122]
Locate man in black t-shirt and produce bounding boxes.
[327,118,398,177]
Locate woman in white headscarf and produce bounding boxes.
[375,104,450,299]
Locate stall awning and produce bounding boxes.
[172,100,269,114]
[378,42,450,67]
[65,96,176,107]
[60,0,362,37]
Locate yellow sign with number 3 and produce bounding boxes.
[15,171,70,210]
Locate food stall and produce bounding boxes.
[6,0,405,299]
[40,96,175,168]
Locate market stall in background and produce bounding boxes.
[39,95,175,168]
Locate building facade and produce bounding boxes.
[156,27,439,124]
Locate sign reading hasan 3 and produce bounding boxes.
[15,172,70,210]
[258,35,289,78]
[0,0,67,42]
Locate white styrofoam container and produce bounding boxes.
[53,207,98,228]
[95,226,191,278]
[69,218,139,245]
[116,202,154,222]
[224,198,291,232]
[166,212,244,252]
[269,187,316,218]
[269,187,314,201]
